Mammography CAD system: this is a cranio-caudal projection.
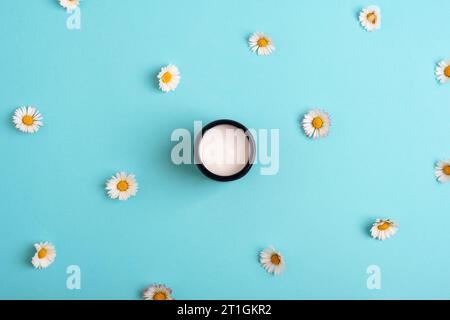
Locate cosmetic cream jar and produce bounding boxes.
[195,120,256,182]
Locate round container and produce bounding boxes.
[195,119,256,182]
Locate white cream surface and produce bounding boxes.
[198,124,250,177]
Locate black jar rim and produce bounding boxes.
[194,119,256,182]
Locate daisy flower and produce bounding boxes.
[143,284,174,300]
[105,172,138,201]
[12,106,43,134]
[59,0,80,11]
[157,64,180,92]
[435,159,450,183]
[302,109,331,139]
[259,247,285,275]
[359,6,381,32]
[248,32,275,56]
[31,242,56,269]
[370,219,398,241]
[435,60,450,84]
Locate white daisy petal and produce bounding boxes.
[259,247,285,275]
[248,32,275,56]
[31,242,56,269]
[12,106,44,134]
[301,109,330,139]
[142,284,174,300]
[105,172,138,201]
[435,160,450,183]
[359,6,381,32]
[59,0,79,11]
[370,219,398,241]
[157,64,180,92]
[435,60,450,84]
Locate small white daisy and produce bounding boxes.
[143,284,174,300]
[302,109,331,139]
[12,106,43,134]
[359,6,381,32]
[435,159,450,183]
[59,0,80,11]
[105,172,138,201]
[259,247,285,275]
[435,60,450,84]
[31,242,56,269]
[370,219,398,241]
[248,32,275,56]
[157,64,180,92]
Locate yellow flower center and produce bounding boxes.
[37,248,48,259]
[377,221,391,231]
[153,292,167,300]
[444,66,450,78]
[22,115,34,126]
[270,253,281,265]
[367,12,377,24]
[312,116,324,129]
[443,165,450,176]
[116,180,129,192]
[257,37,269,48]
[161,72,172,84]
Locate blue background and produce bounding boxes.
[1,0,449,300]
